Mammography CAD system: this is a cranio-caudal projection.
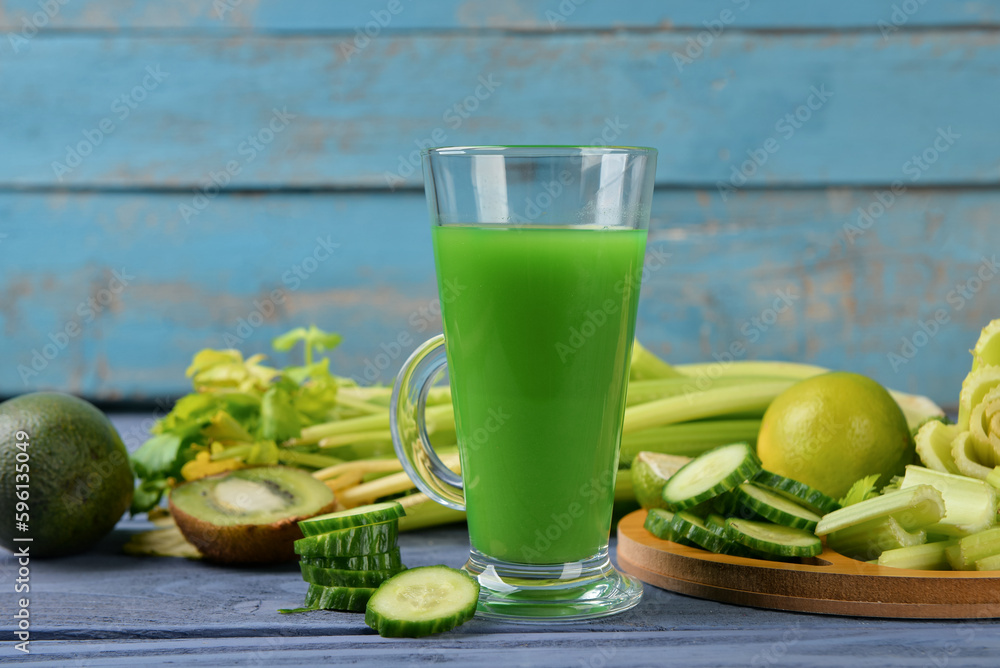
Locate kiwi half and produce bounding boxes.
[169,466,336,564]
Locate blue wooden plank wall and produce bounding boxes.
[0,1,998,406]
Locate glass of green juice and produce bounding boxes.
[390,145,657,621]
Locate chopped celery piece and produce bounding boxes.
[827,516,926,561]
[914,420,961,475]
[971,319,1000,371]
[975,552,1000,571]
[901,465,997,536]
[957,365,1000,431]
[877,541,954,570]
[968,401,1000,467]
[951,430,994,481]
[945,527,1000,570]
[986,466,1000,491]
[814,484,945,536]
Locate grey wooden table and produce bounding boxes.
[3,416,998,667]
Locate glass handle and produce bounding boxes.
[390,334,465,510]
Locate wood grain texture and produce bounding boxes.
[2,32,998,187]
[2,0,999,32]
[1,189,995,402]
[617,510,1000,619]
[0,415,995,667]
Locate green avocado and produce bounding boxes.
[0,392,134,557]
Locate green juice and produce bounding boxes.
[431,224,647,564]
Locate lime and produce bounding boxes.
[632,451,692,510]
[0,393,134,557]
[756,372,914,500]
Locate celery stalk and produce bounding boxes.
[619,419,761,465]
[975,552,1000,571]
[674,360,828,381]
[276,450,344,469]
[614,468,634,503]
[914,420,961,475]
[900,465,997,536]
[397,493,466,532]
[951,430,994,481]
[815,484,945,536]
[827,516,927,560]
[986,466,1000,490]
[877,540,954,570]
[622,382,790,434]
[625,377,784,406]
[630,340,685,380]
[946,527,1000,570]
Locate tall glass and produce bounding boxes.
[391,146,657,621]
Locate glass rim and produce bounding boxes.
[421,145,657,157]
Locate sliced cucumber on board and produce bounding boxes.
[724,518,823,558]
[661,442,761,511]
[733,482,822,532]
[751,470,840,515]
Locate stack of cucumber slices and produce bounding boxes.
[284,500,480,638]
[291,501,408,612]
[643,442,838,559]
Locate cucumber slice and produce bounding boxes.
[365,566,479,638]
[661,442,761,511]
[669,511,744,555]
[298,501,405,537]
[304,584,377,612]
[644,508,698,547]
[733,483,822,531]
[300,549,403,571]
[294,520,398,557]
[751,470,840,515]
[724,518,822,558]
[644,508,677,540]
[300,563,406,588]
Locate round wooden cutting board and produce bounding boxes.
[616,509,1000,618]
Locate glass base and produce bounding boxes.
[463,547,642,622]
